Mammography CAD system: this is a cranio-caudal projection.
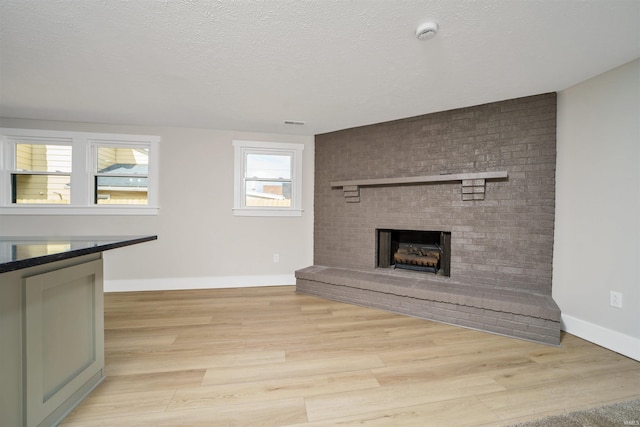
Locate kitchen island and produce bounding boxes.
[0,235,157,427]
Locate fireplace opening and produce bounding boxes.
[377,229,451,276]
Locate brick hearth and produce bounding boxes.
[296,266,560,345]
[297,93,561,346]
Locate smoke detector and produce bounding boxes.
[416,21,439,40]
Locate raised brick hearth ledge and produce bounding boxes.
[295,265,561,346]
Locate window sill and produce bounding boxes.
[0,206,160,216]
[233,208,303,217]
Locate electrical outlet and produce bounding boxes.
[273,254,279,263]
[610,291,623,308]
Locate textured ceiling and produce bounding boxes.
[1,1,639,136]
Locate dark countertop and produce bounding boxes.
[0,235,157,273]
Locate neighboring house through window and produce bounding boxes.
[233,140,304,217]
[0,128,159,215]
[95,145,150,205]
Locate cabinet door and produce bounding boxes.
[23,259,104,427]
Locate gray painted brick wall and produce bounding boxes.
[312,93,557,295]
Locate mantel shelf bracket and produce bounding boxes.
[330,171,508,203]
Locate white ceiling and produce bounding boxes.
[1,1,639,136]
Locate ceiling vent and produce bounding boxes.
[284,120,306,126]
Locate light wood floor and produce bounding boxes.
[60,286,640,427]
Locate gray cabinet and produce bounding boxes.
[0,254,104,427]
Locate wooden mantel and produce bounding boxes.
[330,171,508,202]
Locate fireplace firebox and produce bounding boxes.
[377,229,451,276]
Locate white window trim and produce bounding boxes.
[0,128,160,216]
[232,140,304,217]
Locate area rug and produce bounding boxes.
[508,399,640,427]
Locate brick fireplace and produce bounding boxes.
[296,93,561,346]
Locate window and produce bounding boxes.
[94,145,149,205]
[13,140,73,204]
[0,129,159,215]
[233,140,304,217]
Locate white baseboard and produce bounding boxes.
[104,274,296,293]
[561,314,640,361]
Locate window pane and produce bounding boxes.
[15,243,71,259]
[13,174,71,204]
[246,154,291,179]
[16,144,72,172]
[95,176,148,205]
[97,147,148,175]
[245,180,291,207]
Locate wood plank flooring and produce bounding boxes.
[59,286,640,427]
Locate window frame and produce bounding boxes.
[91,141,152,206]
[0,128,160,215]
[11,138,74,205]
[232,140,304,217]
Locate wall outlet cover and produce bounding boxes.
[610,291,623,308]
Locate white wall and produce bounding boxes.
[555,58,640,360]
[0,118,314,291]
